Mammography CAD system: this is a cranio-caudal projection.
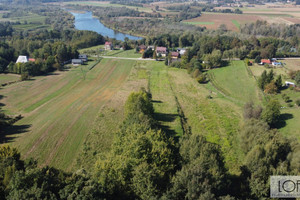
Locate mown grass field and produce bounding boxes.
[208,61,262,105]
[0,74,20,85]
[104,49,142,58]
[1,58,134,171]
[168,67,243,173]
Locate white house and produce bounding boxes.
[16,56,28,63]
[272,62,282,67]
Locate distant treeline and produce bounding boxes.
[241,20,300,39]
[0,29,105,77]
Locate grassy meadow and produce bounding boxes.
[1,56,299,173]
[208,61,262,105]
[1,58,134,171]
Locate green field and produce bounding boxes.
[1,58,299,173]
[183,21,214,25]
[168,67,243,173]
[208,61,262,105]
[104,49,142,58]
[0,74,20,85]
[232,20,240,29]
[1,59,134,171]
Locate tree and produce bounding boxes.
[167,134,230,199]
[261,99,281,127]
[264,81,278,94]
[275,75,282,90]
[295,71,300,85]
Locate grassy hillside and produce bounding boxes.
[1,59,133,171]
[168,67,243,173]
[208,61,262,106]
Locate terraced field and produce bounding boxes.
[0,58,134,171]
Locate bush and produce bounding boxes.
[196,73,208,84]
[20,73,29,81]
[295,99,300,106]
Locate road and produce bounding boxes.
[95,55,155,61]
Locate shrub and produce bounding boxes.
[196,73,208,84]
[295,99,300,106]
[20,73,29,81]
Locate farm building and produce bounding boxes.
[171,52,179,59]
[72,59,83,65]
[285,81,295,87]
[16,56,28,63]
[260,59,272,65]
[79,54,88,62]
[105,42,113,50]
[156,47,167,57]
[272,62,282,67]
[148,45,155,50]
[138,45,147,53]
[177,48,186,55]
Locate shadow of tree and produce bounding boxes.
[276,113,294,129]
[0,124,31,144]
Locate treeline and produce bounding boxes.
[241,20,300,39]
[0,29,105,77]
[166,3,242,14]
[1,6,74,31]
[0,23,13,37]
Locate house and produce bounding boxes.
[105,42,113,50]
[171,52,179,59]
[177,48,186,55]
[156,47,167,57]
[260,59,272,65]
[290,47,297,53]
[148,45,155,50]
[138,45,147,53]
[272,62,282,67]
[285,81,295,87]
[29,58,36,62]
[72,59,83,65]
[79,54,88,62]
[16,56,28,63]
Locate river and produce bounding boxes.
[71,11,142,41]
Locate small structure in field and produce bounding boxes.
[16,56,28,63]
[79,54,88,62]
[72,59,83,66]
[105,42,113,50]
[156,47,167,57]
[285,81,295,87]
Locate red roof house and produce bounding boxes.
[156,47,167,57]
[261,59,271,64]
[105,42,113,50]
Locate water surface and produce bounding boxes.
[71,11,142,41]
